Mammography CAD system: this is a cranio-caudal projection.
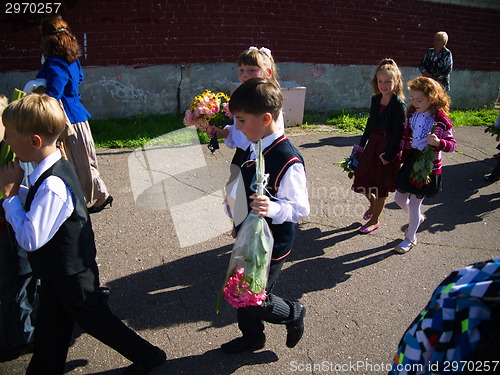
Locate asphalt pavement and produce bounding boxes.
[1,125,499,375]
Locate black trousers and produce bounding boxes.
[236,257,301,341]
[0,226,37,358]
[26,267,158,375]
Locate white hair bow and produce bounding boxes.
[249,46,272,58]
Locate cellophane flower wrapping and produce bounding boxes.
[347,144,364,172]
[217,140,274,312]
[221,212,273,309]
[336,144,363,179]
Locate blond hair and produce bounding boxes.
[435,31,449,46]
[0,94,7,140]
[2,93,66,140]
[371,58,405,99]
[237,47,280,88]
[408,76,451,115]
[0,94,7,113]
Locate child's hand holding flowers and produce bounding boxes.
[0,159,23,199]
[183,90,232,132]
[427,133,441,147]
[250,193,271,217]
[184,90,233,152]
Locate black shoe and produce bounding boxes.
[0,343,34,362]
[286,303,306,348]
[88,195,113,214]
[220,337,265,354]
[484,174,499,183]
[97,286,110,303]
[123,347,166,374]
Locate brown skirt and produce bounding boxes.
[61,121,108,204]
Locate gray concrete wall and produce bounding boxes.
[1,63,498,120]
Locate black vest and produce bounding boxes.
[25,158,97,279]
[239,135,305,260]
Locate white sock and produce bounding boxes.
[395,191,410,215]
[407,195,424,243]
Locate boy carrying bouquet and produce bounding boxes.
[220,78,310,353]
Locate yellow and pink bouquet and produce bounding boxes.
[183,90,232,133]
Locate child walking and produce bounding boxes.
[394,77,456,253]
[351,58,407,233]
[220,78,310,353]
[0,93,165,374]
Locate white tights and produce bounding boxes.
[394,191,424,243]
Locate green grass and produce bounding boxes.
[449,107,498,127]
[90,107,498,148]
[90,113,185,148]
[303,109,368,134]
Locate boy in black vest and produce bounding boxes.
[221,78,310,353]
[0,93,165,374]
[0,93,37,362]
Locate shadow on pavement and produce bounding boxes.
[101,221,398,335]
[385,159,500,234]
[165,348,278,374]
[300,134,361,149]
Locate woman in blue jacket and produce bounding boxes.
[37,16,112,213]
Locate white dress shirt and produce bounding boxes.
[3,150,75,251]
[244,131,310,225]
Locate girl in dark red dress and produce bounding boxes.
[351,58,406,233]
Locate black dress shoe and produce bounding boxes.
[97,286,110,303]
[286,303,306,348]
[0,343,34,362]
[220,337,265,354]
[484,174,499,183]
[88,195,113,214]
[123,347,166,374]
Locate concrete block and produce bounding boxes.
[230,81,306,127]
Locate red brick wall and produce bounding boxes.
[1,0,499,72]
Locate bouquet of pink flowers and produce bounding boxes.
[217,140,274,312]
[184,90,232,133]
